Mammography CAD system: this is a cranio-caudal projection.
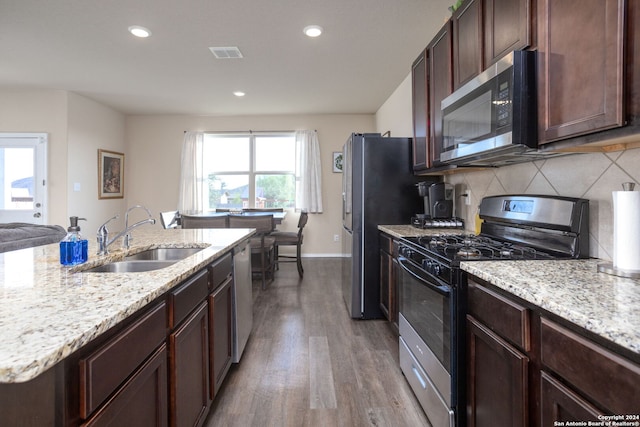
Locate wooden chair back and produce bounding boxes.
[181,214,228,229]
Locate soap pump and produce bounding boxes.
[60,216,88,266]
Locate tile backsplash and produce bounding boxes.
[445,147,640,261]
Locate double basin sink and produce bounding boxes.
[85,248,203,273]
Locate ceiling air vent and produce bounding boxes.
[209,46,243,59]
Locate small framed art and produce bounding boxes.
[98,149,124,199]
[332,151,343,173]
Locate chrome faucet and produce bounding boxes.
[96,205,156,255]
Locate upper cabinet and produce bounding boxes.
[412,22,453,172]
[428,22,454,169]
[537,0,626,144]
[412,50,429,171]
[484,0,532,66]
[452,0,483,90]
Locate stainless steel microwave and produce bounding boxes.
[440,51,538,166]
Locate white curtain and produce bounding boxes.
[178,131,204,214]
[295,130,323,213]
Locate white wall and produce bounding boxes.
[375,74,414,137]
[67,92,127,233]
[0,88,68,226]
[125,114,375,256]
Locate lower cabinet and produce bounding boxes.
[209,275,233,398]
[466,281,530,427]
[467,276,640,426]
[379,232,398,329]
[83,345,168,427]
[169,302,210,427]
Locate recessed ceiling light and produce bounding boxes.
[233,91,246,97]
[128,26,151,38]
[303,25,323,37]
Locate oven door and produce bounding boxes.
[397,255,455,426]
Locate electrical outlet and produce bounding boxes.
[333,234,340,242]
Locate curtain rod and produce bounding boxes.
[183,129,317,134]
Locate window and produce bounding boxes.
[203,132,296,211]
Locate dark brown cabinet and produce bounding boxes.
[540,371,604,424]
[412,22,453,172]
[411,50,429,171]
[83,345,169,427]
[452,0,483,90]
[466,281,530,427]
[483,0,531,66]
[427,22,453,169]
[209,276,233,398]
[537,0,626,144]
[379,232,397,326]
[467,276,640,426]
[169,302,210,427]
[540,317,640,416]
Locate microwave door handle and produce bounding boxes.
[398,257,451,296]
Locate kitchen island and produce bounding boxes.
[0,227,254,426]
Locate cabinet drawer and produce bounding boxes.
[83,345,168,427]
[541,318,640,414]
[169,269,209,329]
[210,252,232,291]
[379,233,393,254]
[80,302,167,419]
[468,280,530,351]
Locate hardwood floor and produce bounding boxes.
[204,258,431,427]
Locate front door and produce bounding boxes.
[0,133,47,224]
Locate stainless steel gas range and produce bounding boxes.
[397,195,590,427]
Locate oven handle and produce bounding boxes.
[397,256,451,297]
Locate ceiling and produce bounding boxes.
[0,0,451,116]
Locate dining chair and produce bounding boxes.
[271,210,308,278]
[228,214,276,289]
[180,214,228,229]
[160,211,180,229]
[242,208,284,212]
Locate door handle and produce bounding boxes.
[33,212,41,218]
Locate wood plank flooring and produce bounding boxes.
[204,258,431,427]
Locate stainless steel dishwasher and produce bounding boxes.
[232,239,253,363]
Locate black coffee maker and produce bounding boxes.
[419,182,453,218]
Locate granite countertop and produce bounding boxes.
[0,227,254,383]
[461,259,640,357]
[379,224,640,358]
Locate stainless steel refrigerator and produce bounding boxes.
[341,133,436,319]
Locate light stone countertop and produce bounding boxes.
[379,224,640,358]
[461,259,640,357]
[0,227,254,383]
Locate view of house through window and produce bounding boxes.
[203,132,296,211]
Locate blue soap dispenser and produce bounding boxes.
[60,216,88,266]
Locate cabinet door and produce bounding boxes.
[412,49,429,170]
[537,0,625,143]
[169,302,210,427]
[453,0,483,89]
[83,345,168,427]
[379,249,392,321]
[467,316,529,427]
[484,0,531,66]
[540,371,604,424]
[428,21,453,168]
[209,277,233,398]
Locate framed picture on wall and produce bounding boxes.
[98,149,124,199]
[333,151,343,173]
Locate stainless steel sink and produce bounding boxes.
[85,260,177,273]
[125,247,203,261]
